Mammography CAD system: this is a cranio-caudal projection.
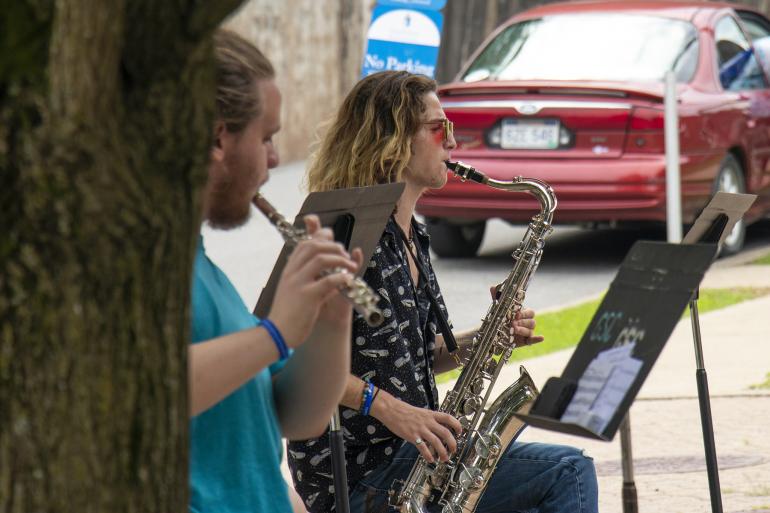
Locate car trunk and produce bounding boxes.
[440,80,667,167]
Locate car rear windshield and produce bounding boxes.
[462,14,699,83]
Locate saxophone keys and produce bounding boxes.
[495,328,512,348]
[462,396,481,416]
[457,464,485,490]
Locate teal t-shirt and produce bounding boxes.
[189,239,291,513]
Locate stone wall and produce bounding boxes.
[224,0,371,162]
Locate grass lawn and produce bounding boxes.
[750,372,770,390]
[436,287,770,384]
[753,252,770,265]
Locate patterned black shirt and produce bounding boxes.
[287,216,452,512]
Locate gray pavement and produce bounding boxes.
[435,253,770,513]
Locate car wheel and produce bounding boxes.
[425,218,486,258]
[713,153,747,256]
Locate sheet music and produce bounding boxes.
[561,342,643,433]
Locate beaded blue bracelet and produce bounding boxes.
[261,319,289,361]
[358,382,370,412]
[361,382,375,416]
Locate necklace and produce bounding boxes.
[406,227,416,248]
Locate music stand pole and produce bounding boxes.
[619,414,638,513]
[689,288,723,513]
[330,409,351,513]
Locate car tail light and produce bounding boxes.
[629,107,664,130]
[625,106,664,153]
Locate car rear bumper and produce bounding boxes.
[418,156,714,223]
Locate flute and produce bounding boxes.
[253,194,384,327]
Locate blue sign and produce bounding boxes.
[361,5,444,78]
[377,0,446,10]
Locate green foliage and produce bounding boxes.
[753,252,770,265]
[692,287,769,314]
[750,372,770,390]
[436,287,770,384]
[747,484,770,496]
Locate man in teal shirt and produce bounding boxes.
[188,30,361,512]
[190,240,291,511]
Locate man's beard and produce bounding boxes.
[205,183,252,230]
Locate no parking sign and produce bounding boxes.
[361,2,444,78]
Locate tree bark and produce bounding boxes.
[0,0,242,511]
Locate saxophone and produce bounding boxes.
[390,161,557,513]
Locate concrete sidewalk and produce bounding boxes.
[436,252,770,513]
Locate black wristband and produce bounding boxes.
[371,386,381,407]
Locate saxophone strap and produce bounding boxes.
[394,218,458,354]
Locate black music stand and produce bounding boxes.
[513,240,718,440]
[676,191,756,513]
[513,241,717,509]
[615,191,757,513]
[515,191,756,513]
[254,182,404,317]
[254,182,404,513]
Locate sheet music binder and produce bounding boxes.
[513,241,718,441]
[254,182,405,318]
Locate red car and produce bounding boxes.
[418,0,770,257]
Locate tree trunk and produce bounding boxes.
[0,1,241,510]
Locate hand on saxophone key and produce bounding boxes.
[511,308,544,347]
[487,287,544,348]
[370,388,462,464]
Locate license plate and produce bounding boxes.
[501,119,559,150]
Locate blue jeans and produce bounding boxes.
[348,441,598,513]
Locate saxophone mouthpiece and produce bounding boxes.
[445,160,488,184]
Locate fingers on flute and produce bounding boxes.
[291,239,352,271]
[301,214,322,235]
[350,247,364,268]
[315,276,351,305]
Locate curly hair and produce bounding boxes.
[306,71,437,192]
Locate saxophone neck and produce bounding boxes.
[446,161,557,221]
